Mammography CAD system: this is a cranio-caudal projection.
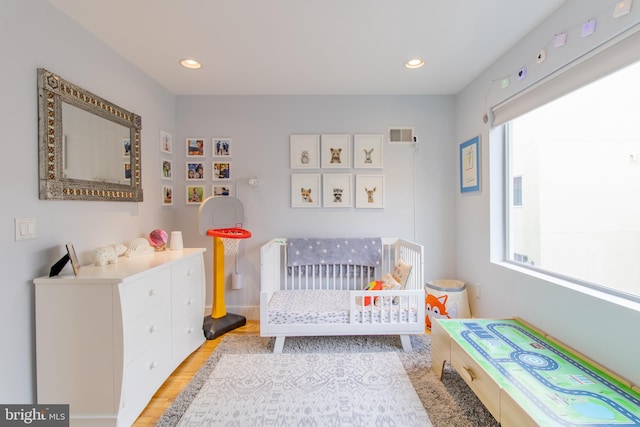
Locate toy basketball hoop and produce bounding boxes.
[207,227,251,255]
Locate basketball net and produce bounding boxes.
[221,237,240,255]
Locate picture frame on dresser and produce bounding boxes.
[66,242,80,275]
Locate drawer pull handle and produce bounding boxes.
[149,361,157,370]
[461,366,476,382]
[149,325,157,333]
[148,289,156,297]
[187,269,192,276]
[187,326,193,334]
[187,298,193,306]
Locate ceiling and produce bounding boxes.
[48,0,567,96]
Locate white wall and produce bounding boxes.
[0,0,176,403]
[173,95,457,318]
[456,0,640,385]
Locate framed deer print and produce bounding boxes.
[355,174,384,208]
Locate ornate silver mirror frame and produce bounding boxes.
[37,68,143,202]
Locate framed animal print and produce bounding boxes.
[322,174,352,208]
[355,174,384,208]
[290,134,320,169]
[291,174,321,208]
[354,134,383,168]
[321,134,351,168]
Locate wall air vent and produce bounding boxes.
[388,127,415,144]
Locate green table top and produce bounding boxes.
[438,318,640,426]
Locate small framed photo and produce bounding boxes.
[354,134,383,168]
[66,242,80,276]
[162,185,173,206]
[323,174,352,208]
[212,162,231,180]
[355,174,385,208]
[460,136,481,193]
[160,130,172,154]
[186,162,205,180]
[186,185,204,204]
[321,134,351,168]
[124,162,131,180]
[123,138,131,157]
[186,137,205,157]
[161,159,172,180]
[212,184,232,197]
[291,173,321,207]
[290,134,320,169]
[213,138,232,157]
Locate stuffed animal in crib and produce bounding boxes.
[92,244,127,266]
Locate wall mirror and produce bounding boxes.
[37,68,143,201]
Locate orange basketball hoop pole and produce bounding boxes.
[203,228,251,340]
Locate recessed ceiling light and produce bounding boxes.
[180,59,202,69]
[405,58,424,69]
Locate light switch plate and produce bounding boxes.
[15,217,37,241]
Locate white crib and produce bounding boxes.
[260,237,425,353]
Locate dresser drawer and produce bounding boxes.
[122,346,171,414]
[172,314,205,361]
[450,339,501,421]
[171,256,204,319]
[121,271,171,324]
[123,305,171,364]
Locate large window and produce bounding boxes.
[506,59,640,301]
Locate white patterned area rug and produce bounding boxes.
[158,335,499,427]
[177,352,431,426]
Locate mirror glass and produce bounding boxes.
[38,68,143,201]
[63,103,132,184]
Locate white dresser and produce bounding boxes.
[33,248,206,427]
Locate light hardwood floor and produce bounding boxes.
[132,320,260,426]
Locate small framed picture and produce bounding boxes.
[212,162,231,180]
[354,134,383,168]
[186,185,204,204]
[186,137,205,157]
[323,174,352,208]
[66,242,80,276]
[186,162,205,180]
[290,135,320,169]
[291,173,321,207]
[355,174,385,208]
[460,136,481,193]
[123,138,131,157]
[213,138,232,157]
[162,185,173,206]
[161,159,172,180]
[321,134,351,168]
[124,162,131,179]
[212,184,233,197]
[160,130,172,154]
